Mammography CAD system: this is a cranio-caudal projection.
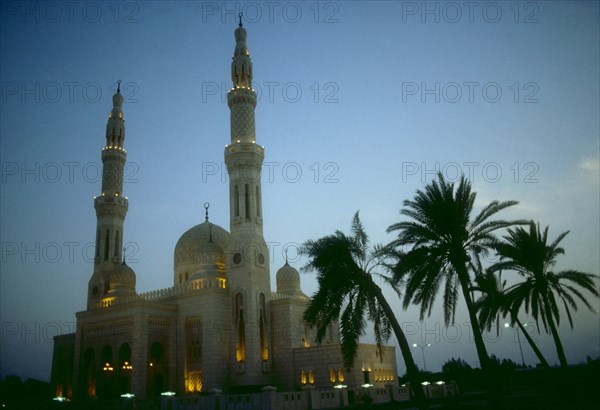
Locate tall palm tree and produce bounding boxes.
[491,222,599,368]
[387,172,524,370]
[301,212,427,405]
[472,270,550,368]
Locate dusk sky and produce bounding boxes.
[1,1,599,381]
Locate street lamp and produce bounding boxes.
[504,322,526,367]
[412,343,432,371]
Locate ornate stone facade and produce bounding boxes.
[51,22,397,403]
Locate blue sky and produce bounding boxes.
[1,1,599,381]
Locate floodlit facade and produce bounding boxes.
[51,21,397,403]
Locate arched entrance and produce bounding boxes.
[147,341,167,396]
[118,343,132,395]
[99,344,115,399]
[82,347,96,398]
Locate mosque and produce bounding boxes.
[50,19,398,402]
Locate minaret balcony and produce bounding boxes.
[227,87,257,107]
[224,142,264,156]
[94,195,129,207]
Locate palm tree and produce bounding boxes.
[301,212,427,405]
[387,172,524,370]
[491,222,599,368]
[472,270,550,368]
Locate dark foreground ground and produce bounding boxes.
[2,388,600,410]
[1,389,599,410]
[2,365,599,409]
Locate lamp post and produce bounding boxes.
[504,323,526,367]
[412,343,431,371]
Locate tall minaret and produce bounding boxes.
[87,82,130,309]
[224,16,272,385]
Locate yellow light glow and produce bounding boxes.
[338,368,345,383]
[187,371,202,393]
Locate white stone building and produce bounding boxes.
[51,21,397,403]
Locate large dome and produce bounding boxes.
[173,221,230,284]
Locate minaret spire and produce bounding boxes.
[228,17,256,144]
[88,82,130,309]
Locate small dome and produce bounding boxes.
[108,262,136,293]
[174,221,229,283]
[276,262,302,295]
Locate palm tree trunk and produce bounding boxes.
[370,278,428,406]
[543,304,568,367]
[514,319,549,368]
[456,266,491,370]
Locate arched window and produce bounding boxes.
[235,293,245,362]
[244,184,250,219]
[104,229,110,261]
[259,293,268,361]
[114,231,119,258]
[234,185,240,217]
[187,371,202,393]
[255,186,261,217]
